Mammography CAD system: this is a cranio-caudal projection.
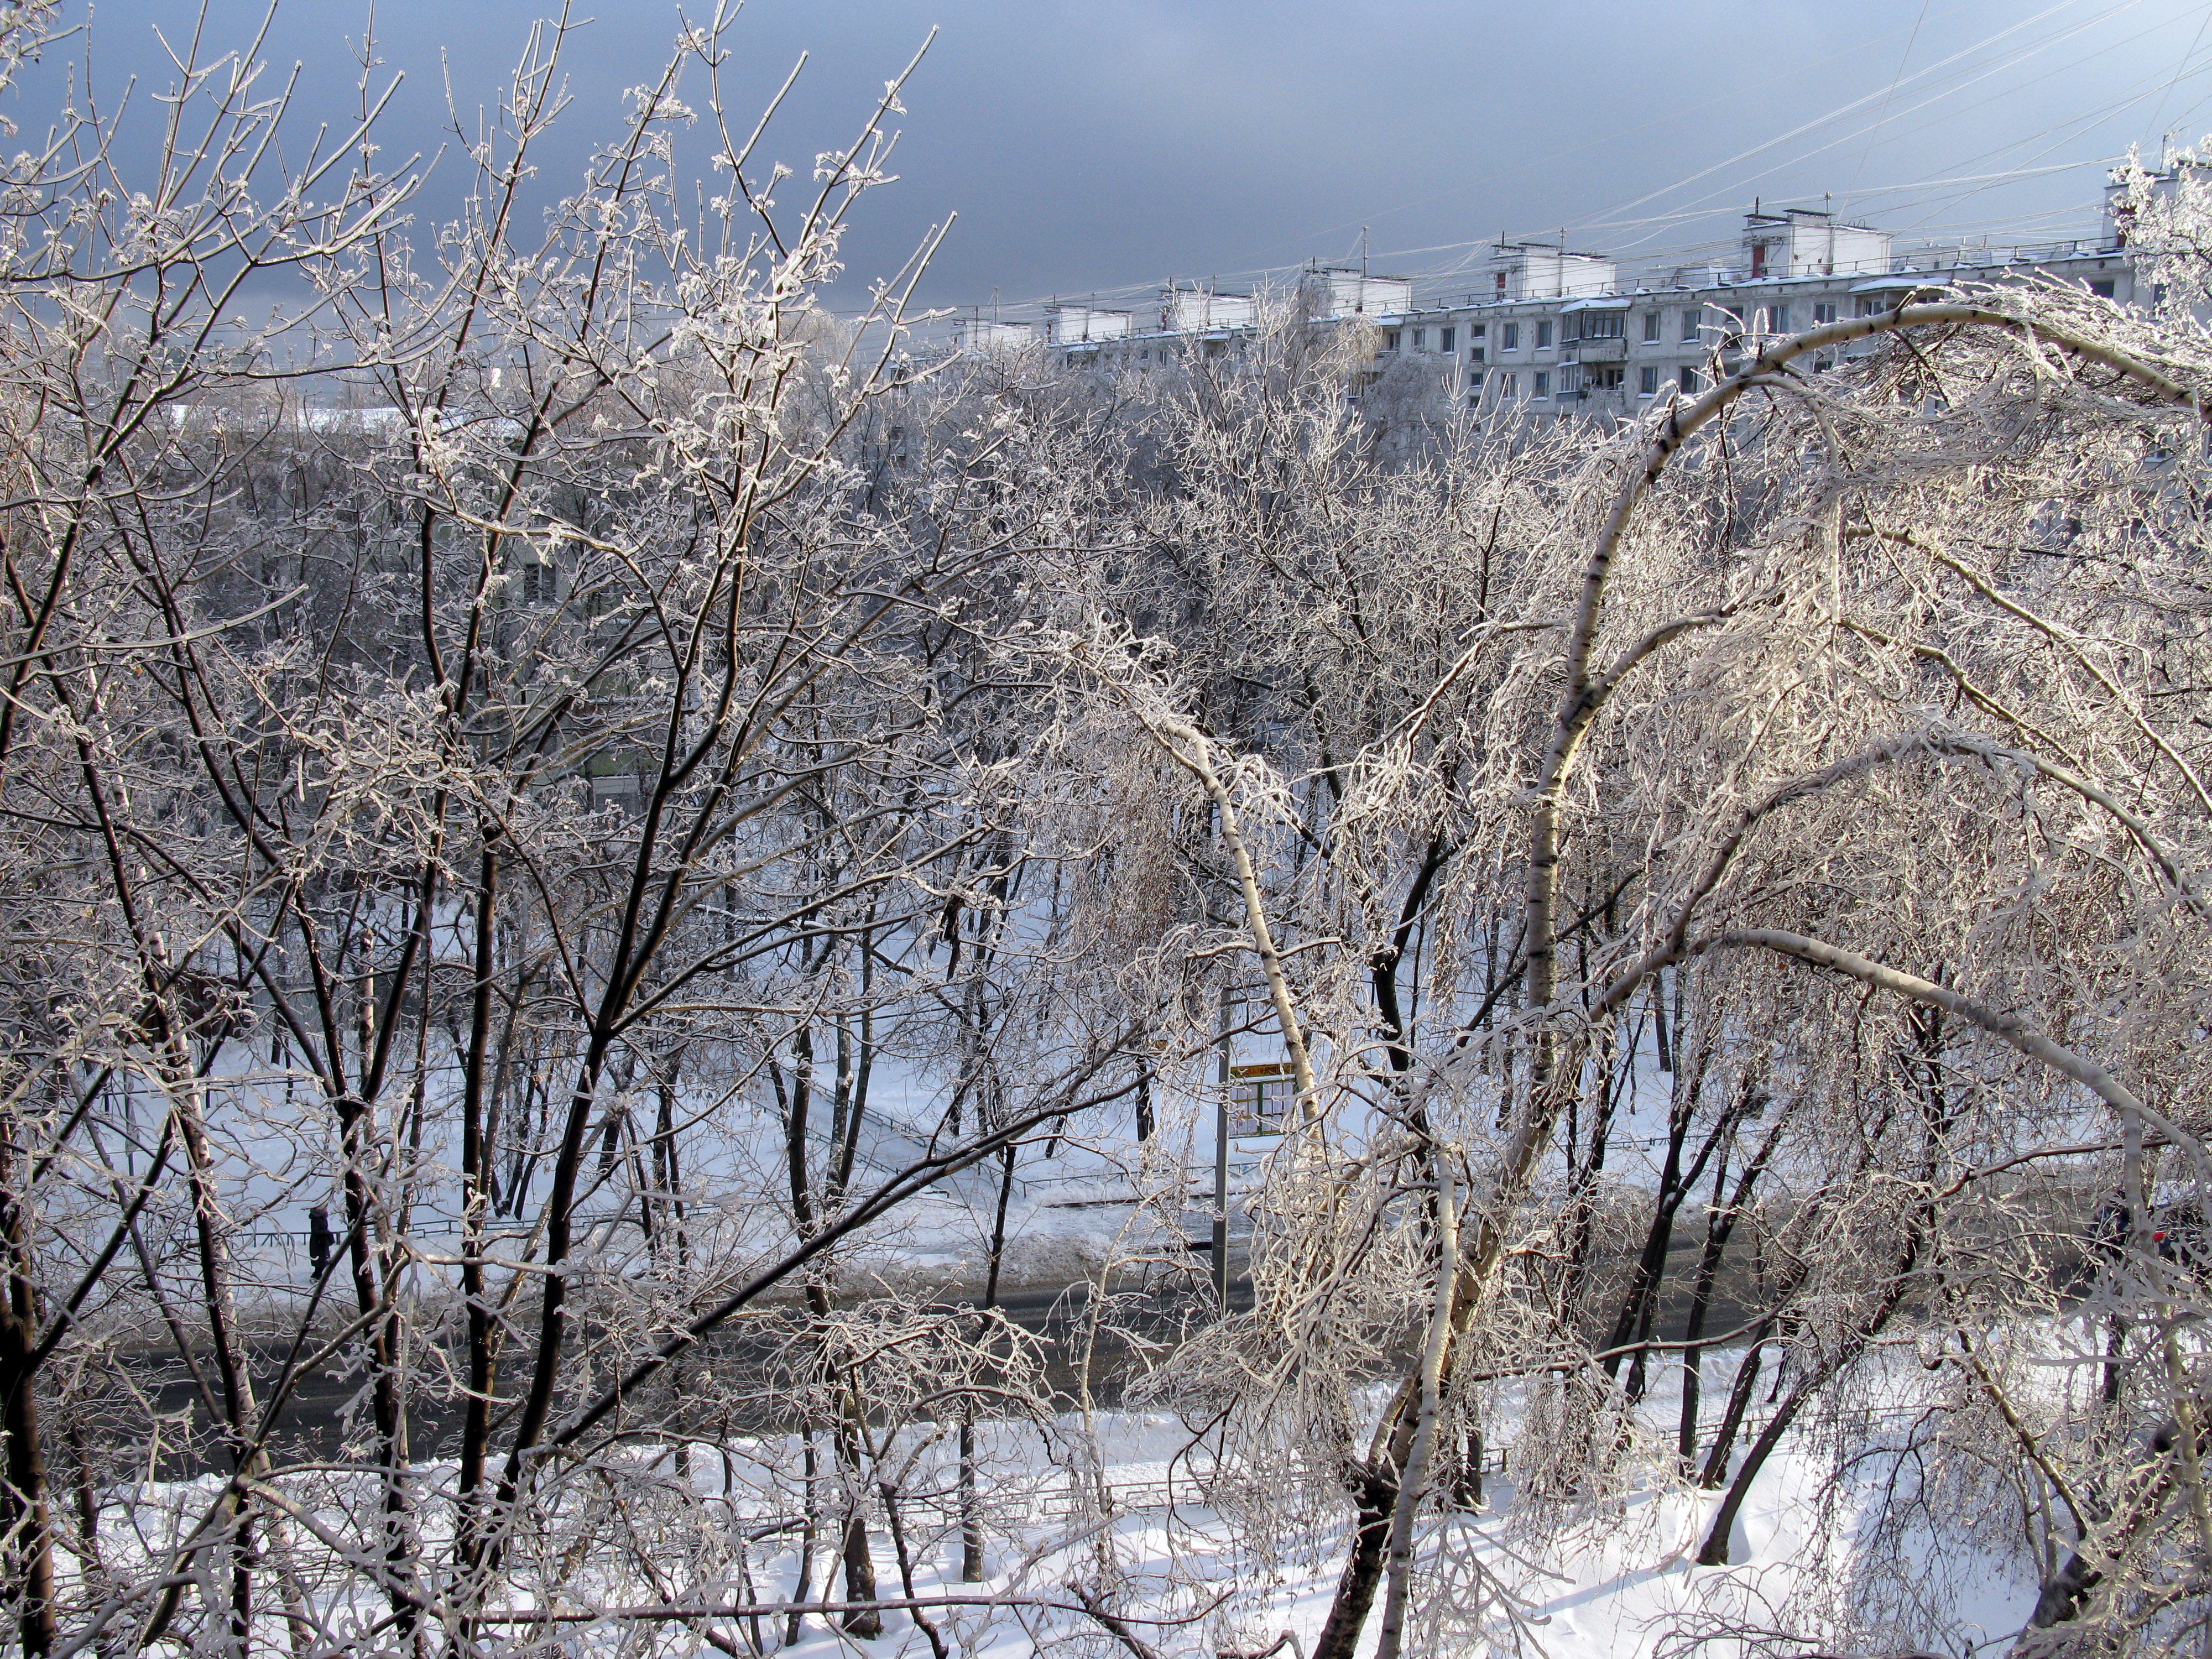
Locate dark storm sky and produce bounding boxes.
[17,0,2212,321]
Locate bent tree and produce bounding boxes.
[1060,291,2212,1657]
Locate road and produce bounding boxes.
[124,1234,1765,1477]
[130,1269,1257,1477]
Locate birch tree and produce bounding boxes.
[1032,280,2212,1655]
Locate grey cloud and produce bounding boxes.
[11,0,2202,318]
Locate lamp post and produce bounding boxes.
[1214,985,1232,1307]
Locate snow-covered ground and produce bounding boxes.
[83,1350,2042,1658]
[790,1398,2042,1659]
[757,1433,2035,1659]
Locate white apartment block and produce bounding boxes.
[1045,304,1133,343]
[1006,185,2151,418]
[1401,207,2129,418]
[954,318,1043,353]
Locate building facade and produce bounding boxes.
[994,193,2146,421]
[1405,209,2130,419]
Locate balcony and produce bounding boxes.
[1566,336,1627,363]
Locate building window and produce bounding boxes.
[1494,271,1507,296]
[1230,1062,1295,1136]
[1465,369,1484,398]
[1500,372,1519,398]
[1588,365,1624,390]
[1533,371,1550,397]
[1440,326,1456,353]
[1500,321,1519,350]
[1856,294,1892,317]
[1412,328,1426,350]
[1681,307,1702,341]
[1536,320,1554,348]
[1642,310,1661,342]
[1384,330,1401,351]
[1470,322,1486,338]
[2090,278,2116,299]
[1813,302,1837,324]
[591,771,641,815]
[1639,364,1660,395]
[1679,365,1700,392]
[1767,304,1789,332]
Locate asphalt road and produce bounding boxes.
[130,1270,1256,1476]
[119,1232,1772,1477]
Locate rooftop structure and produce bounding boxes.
[1739,206,1890,279]
[1486,241,1617,301]
[1162,284,1257,333]
[2105,151,2212,248]
[1045,304,1131,343]
[954,318,1037,354]
[1305,267,1415,318]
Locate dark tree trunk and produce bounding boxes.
[1679,1114,1782,1465]
[0,1187,55,1657]
[1310,1466,1400,1659]
[962,1141,1018,1582]
[1311,1396,1420,1659]
[456,845,500,1584]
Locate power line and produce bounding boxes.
[1851,0,1935,192]
[1568,0,2131,238]
[1577,0,2185,260]
[1581,0,2154,252]
[1195,0,2026,276]
[2146,1,2212,150]
[910,0,2178,330]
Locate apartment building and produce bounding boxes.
[1402,206,2130,418]
[967,265,1414,367]
[1005,190,2143,419]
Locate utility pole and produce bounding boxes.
[1214,984,1232,1307]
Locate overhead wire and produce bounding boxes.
[1582,0,2161,251]
[1850,0,1935,191]
[1879,11,2212,227]
[2145,0,2212,145]
[1566,0,2133,237]
[1575,1,2195,256]
[910,0,2197,330]
[1177,0,2018,275]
